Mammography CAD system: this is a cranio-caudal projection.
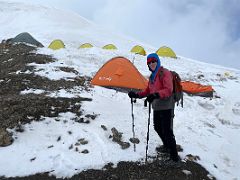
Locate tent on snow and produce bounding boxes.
[130,45,146,56]
[181,81,214,97]
[156,46,177,58]
[48,39,65,50]
[79,43,93,49]
[102,44,117,50]
[11,32,44,47]
[91,57,148,90]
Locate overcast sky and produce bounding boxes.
[11,0,240,69]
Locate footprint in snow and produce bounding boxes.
[198,101,215,110]
[232,102,240,116]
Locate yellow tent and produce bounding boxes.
[102,44,117,50]
[48,39,65,50]
[156,46,177,58]
[79,43,93,49]
[130,45,146,56]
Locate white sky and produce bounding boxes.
[7,0,240,69]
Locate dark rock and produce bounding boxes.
[119,142,130,149]
[111,127,122,143]
[81,149,89,154]
[78,138,88,145]
[129,137,140,144]
[101,125,107,131]
[185,154,201,161]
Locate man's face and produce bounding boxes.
[148,60,157,71]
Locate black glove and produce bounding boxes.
[146,93,159,103]
[128,91,139,98]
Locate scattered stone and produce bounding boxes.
[75,142,81,146]
[111,127,123,143]
[81,149,89,154]
[69,144,73,150]
[74,117,90,123]
[85,114,97,120]
[129,137,140,144]
[111,127,130,149]
[185,154,200,162]
[101,125,107,131]
[0,128,13,147]
[84,120,90,124]
[58,67,79,75]
[47,145,54,149]
[73,117,84,123]
[197,74,204,79]
[78,138,88,145]
[57,136,61,142]
[119,142,130,149]
[68,131,72,135]
[30,157,36,162]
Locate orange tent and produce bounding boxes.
[91,57,148,90]
[181,81,214,97]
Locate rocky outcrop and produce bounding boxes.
[0,128,13,147]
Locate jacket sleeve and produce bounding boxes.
[137,82,150,98]
[157,70,173,98]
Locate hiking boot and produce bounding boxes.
[171,155,181,162]
[156,145,170,153]
[163,158,181,167]
[176,144,183,152]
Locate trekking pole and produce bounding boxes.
[131,98,136,152]
[145,99,151,163]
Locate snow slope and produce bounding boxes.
[0,1,240,179]
[0,1,154,51]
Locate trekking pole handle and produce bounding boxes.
[131,98,136,104]
[144,99,147,107]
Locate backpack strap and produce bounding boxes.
[158,68,167,79]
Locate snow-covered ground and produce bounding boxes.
[0,1,240,179]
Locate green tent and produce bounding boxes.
[11,32,44,47]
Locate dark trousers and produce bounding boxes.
[153,109,178,159]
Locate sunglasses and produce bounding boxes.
[147,57,157,65]
[147,60,157,65]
